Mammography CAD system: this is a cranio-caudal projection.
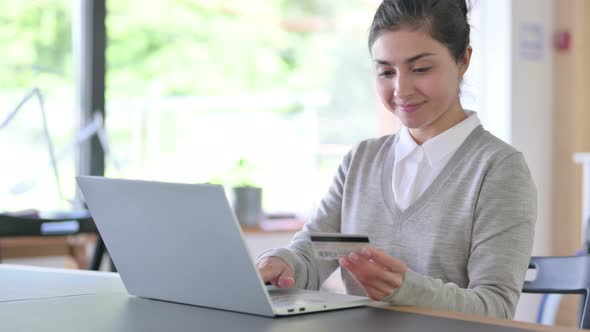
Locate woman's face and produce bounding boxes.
[371,28,471,143]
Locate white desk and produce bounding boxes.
[0,265,581,332]
[0,264,124,302]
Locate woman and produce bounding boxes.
[257,0,536,319]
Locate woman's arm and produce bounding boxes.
[257,149,355,290]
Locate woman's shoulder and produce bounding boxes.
[467,127,527,167]
[348,134,396,159]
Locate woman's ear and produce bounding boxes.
[459,46,472,76]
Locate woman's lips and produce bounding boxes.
[398,101,426,113]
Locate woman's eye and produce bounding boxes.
[413,67,432,73]
[378,70,395,77]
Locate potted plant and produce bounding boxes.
[219,157,263,227]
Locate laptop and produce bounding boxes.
[76,176,371,317]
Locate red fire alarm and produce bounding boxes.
[554,30,571,51]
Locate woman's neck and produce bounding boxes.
[409,103,467,145]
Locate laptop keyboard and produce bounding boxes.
[270,294,298,306]
[270,293,328,306]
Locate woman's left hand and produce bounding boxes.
[338,247,408,301]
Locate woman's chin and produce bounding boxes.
[399,116,425,129]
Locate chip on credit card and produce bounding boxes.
[310,233,370,260]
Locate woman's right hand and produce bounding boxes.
[256,256,295,288]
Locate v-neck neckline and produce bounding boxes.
[380,126,484,223]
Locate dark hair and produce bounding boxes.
[368,0,470,63]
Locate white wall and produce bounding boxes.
[510,0,553,257]
[465,0,513,142]
[468,0,553,323]
[469,0,553,259]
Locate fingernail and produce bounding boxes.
[278,277,294,288]
[349,253,359,262]
[339,257,349,267]
[361,248,371,256]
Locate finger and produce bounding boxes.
[257,259,284,284]
[341,253,385,279]
[359,248,406,272]
[257,257,295,287]
[349,267,396,294]
[359,276,394,296]
[340,258,396,299]
[358,250,406,288]
[339,258,384,298]
[277,269,295,288]
[277,277,295,288]
[339,254,380,284]
[340,254,402,290]
[258,265,280,284]
[363,284,390,301]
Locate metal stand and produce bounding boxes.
[90,236,116,272]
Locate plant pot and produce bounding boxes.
[232,186,263,226]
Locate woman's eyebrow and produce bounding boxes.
[373,52,436,66]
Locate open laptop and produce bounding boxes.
[76,176,371,317]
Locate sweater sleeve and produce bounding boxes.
[257,149,354,290]
[385,152,537,319]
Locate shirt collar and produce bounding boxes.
[395,126,420,163]
[395,110,481,166]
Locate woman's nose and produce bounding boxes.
[393,74,415,100]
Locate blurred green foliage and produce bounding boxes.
[0,0,349,97]
[0,1,72,92]
[106,0,341,98]
[1,0,376,143]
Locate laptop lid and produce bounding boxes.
[76,176,275,317]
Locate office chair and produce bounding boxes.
[523,256,590,329]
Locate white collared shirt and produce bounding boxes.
[392,111,481,210]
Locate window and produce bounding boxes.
[0,2,76,212]
[105,0,381,215]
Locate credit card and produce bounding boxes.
[310,233,370,260]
